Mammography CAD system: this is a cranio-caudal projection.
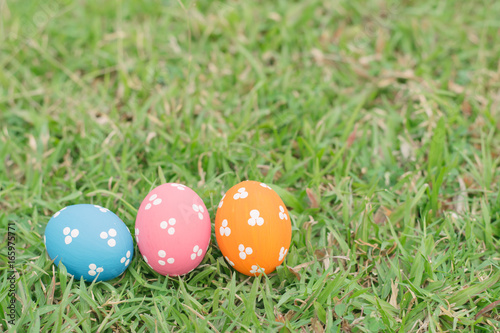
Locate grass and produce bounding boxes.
[1,0,500,331]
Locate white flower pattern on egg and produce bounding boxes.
[279,247,288,261]
[190,245,203,260]
[88,263,104,277]
[94,205,109,213]
[219,219,231,236]
[218,194,226,208]
[145,193,162,210]
[156,250,175,265]
[63,227,79,244]
[192,204,204,220]
[260,183,272,190]
[120,250,132,266]
[238,244,253,260]
[171,183,187,190]
[100,228,117,247]
[248,209,264,226]
[53,207,66,218]
[225,256,234,266]
[233,188,248,200]
[160,218,176,235]
[143,255,152,269]
[279,206,288,220]
[135,228,139,243]
[250,265,265,274]
[158,249,166,265]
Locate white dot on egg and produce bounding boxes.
[108,229,117,237]
[125,259,130,266]
[158,250,166,258]
[190,253,196,260]
[198,212,203,220]
[150,194,157,201]
[168,228,175,235]
[153,198,162,205]
[88,270,96,276]
[160,221,168,229]
[193,245,199,252]
[167,258,174,264]
[126,251,131,258]
[199,205,204,213]
[121,257,125,263]
[108,239,116,247]
[65,236,72,244]
[169,218,176,225]
[197,249,202,256]
[143,255,148,263]
[158,260,165,265]
[71,229,79,238]
[145,203,152,210]
[100,232,108,239]
[96,267,103,273]
[89,264,96,270]
[63,227,70,235]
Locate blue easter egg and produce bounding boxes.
[44,204,134,282]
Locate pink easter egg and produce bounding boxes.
[135,183,211,276]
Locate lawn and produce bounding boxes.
[1,0,500,332]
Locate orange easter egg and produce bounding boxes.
[215,180,292,276]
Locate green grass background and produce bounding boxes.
[1,0,500,331]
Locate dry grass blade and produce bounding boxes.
[306,188,319,209]
[182,304,220,333]
[288,261,315,280]
[474,300,500,320]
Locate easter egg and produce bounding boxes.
[215,180,291,276]
[135,183,211,276]
[44,204,134,282]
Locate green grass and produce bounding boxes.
[1,0,500,331]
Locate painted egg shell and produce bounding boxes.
[44,204,134,282]
[215,180,291,276]
[135,183,211,276]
